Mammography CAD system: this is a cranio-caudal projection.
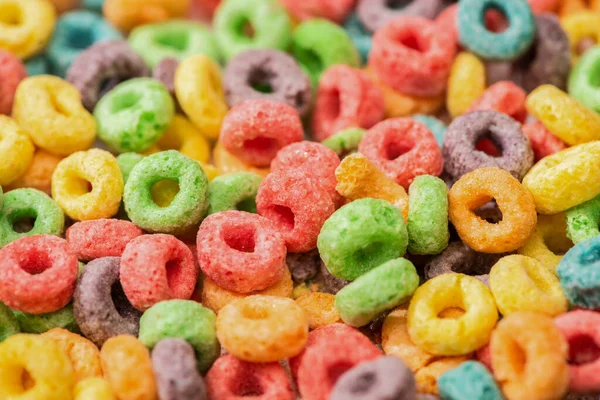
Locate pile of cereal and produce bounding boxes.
[0,0,599,399]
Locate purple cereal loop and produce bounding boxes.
[153,57,179,99]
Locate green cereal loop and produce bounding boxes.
[322,127,366,157]
[138,300,220,373]
[0,185,3,211]
[124,150,208,234]
[335,258,419,327]
[0,303,19,342]
[407,175,449,255]
[94,78,175,153]
[13,303,79,334]
[568,46,600,113]
[129,21,221,68]
[214,0,292,61]
[566,193,600,244]
[207,172,262,215]
[317,198,408,281]
[0,188,65,248]
[117,153,145,183]
[292,19,360,86]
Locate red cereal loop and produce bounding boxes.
[369,16,456,97]
[435,4,459,51]
[0,50,27,115]
[522,121,567,162]
[220,99,304,167]
[476,343,494,372]
[197,211,287,293]
[289,323,381,400]
[554,310,600,394]
[120,234,198,311]
[468,81,528,124]
[358,118,444,189]
[206,353,295,400]
[256,170,336,253]
[311,65,384,142]
[66,219,144,262]
[0,235,78,314]
[270,141,341,206]
[279,0,355,23]
[528,0,560,13]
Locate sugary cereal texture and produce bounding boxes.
[295,292,340,329]
[0,50,27,115]
[66,219,143,262]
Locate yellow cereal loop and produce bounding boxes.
[52,149,124,221]
[100,335,157,400]
[335,153,409,221]
[0,0,56,59]
[523,141,600,214]
[489,255,568,317]
[447,52,486,118]
[295,292,341,329]
[6,149,62,195]
[175,55,228,140]
[156,115,211,164]
[213,141,270,178]
[216,295,309,362]
[0,334,75,400]
[518,213,573,272]
[13,76,96,156]
[74,378,115,400]
[526,85,600,145]
[0,116,35,186]
[42,328,102,382]
[202,268,293,314]
[200,163,220,182]
[407,274,498,356]
[561,11,600,64]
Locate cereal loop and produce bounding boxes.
[0,0,56,59]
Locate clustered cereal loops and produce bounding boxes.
[1,0,600,399]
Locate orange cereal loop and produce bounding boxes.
[50,0,79,13]
[518,213,573,272]
[103,0,189,32]
[490,312,569,400]
[42,328,102,382]
[335,153,409,221]
[201,267,293,313]
[6,150,62,194]
[295,292,341,329]
[213,141,270,178]
[449,167,537,253]
[100,335,157,400]
[559,0,600,16]
[415,356,472,395]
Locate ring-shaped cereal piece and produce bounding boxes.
[47,10,122,78]
[124,150,208,234]
[449,167,537,253]
[0,188,64,248]
[74,257,142,347]
[13,302,78,334]
[5,150,62,195]
[103,0,189,33]
[129,20,220,68]
[213,0,292,61]
[555,310,600,394]
[100,335,158,400]
[322,127,366,157]
[280,0,354,23]
[489,255,568,317]
[561,11,600,65]
[523,141,600,214]
[0,0,56,59]
[52,149,123,221]
[407,175,449,255]
[175,54,228,140]
[42,328,102,382]
[0,50,26,115]
[358,118,444,189]
[357,0,444,33]
[66,219,143,262]
[206,353,294,400]
[446,52,485,119]
[0,302,19,342]
[568,46,600,114]
[155,115,211,164]
[213,141,270,178]
[566,194,600,244]
[12,75,96,156]
[490,312,569,400]
[458,0,535,61]
[197,211,287,293]
[518,213,572,272]
[0,235,78,314]
[0,116,35,186]
[0,334,74,399]
[74,378,114,400]
[67,40,149,111]
[557,235,600,310]
[522,122,567,162]
[443,111,534,181]
[408,273,498,356]
[295,292,341,329]
[216,295,309,362]
[207,172,262,215]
